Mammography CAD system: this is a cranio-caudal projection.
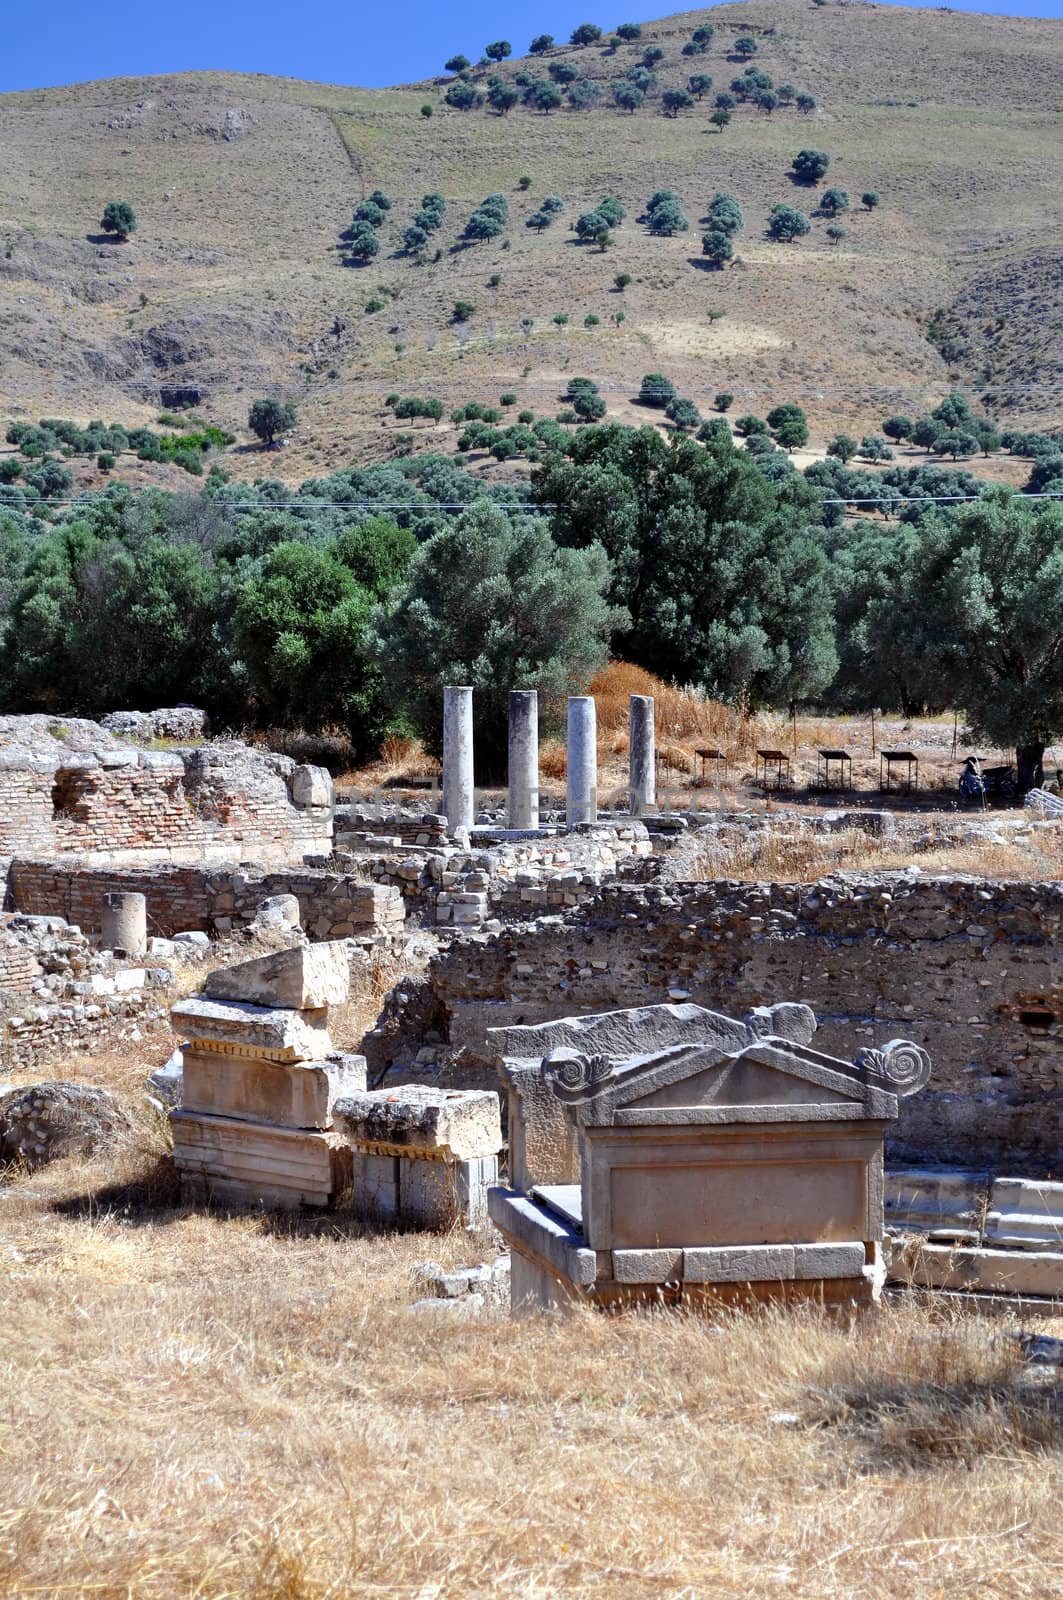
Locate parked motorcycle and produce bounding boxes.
[959,756,1017,804]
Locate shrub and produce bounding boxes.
[403,224,428,253]
[612,81,644,112]
[354,200,386,227]
[614,272,632,291]
[518,410,535,424]
[365,297,386,313]
[584,314,600,327]
[574,390,607,420]
[452,300,475,322]
[768,203,810,241]
[819,188,849,216]
[101,200,136,239]
[714,393,734,412]
[792,149,830,184]
[734,414,768,436]
[666,397,701,431]
[500,392,517,406]
[553,312,569,326]
[796,92,817,113]
[347,222,379,261]
[638,372,676,408]
[488,272,502,287]
[862,190,880,210]
[549,59,581,83]
[616,22,642,39]
[420,103,433,118]
[518,176,532,190]
[446,81,483,111]
[827,434,857,462]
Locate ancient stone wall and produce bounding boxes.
[7,862,405,942]
[0,717,333,870]
[400,873,1063,1173]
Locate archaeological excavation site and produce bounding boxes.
[3,688,1062,1594]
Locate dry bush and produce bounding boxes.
[538,737,567,781]
[589,662,763,759]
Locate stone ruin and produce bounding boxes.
[487,1000,932,1312]
[2,686,1062,1312]
[169,940,504,1223]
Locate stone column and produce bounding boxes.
[100,891,147,956]
[566,696,597,825]
[629,694,656,817]
[442,686,475,832]
[508,690,540,830]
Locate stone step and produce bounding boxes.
[983,1177,1063,1252]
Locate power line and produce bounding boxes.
[18,489,1063,510]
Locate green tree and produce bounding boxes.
[646,196,689,235]
[693,24,714,44]
[444,54,471,72]
[612,81,643,111]
[935,429,978,461]
[714,393,734,413]
[904,494,1063,789]
[614,272,632,291]
[827,434,858,462]
[859,435,893,462]
[710,108,731,131]
[523,79,563,113]
[688,73,712,98]
[616,22,642,39]
[568,80,603,109]
[530,33,554,53]
[734,36,758,58]
[819,187,849,216]
[862,190,880,210]
[446,80,483,110]
[638,373,676,408]
[912,416,943,452]
[369,190,392,211]
[549,59,580,83]
[768,203,811,241]
[701,229,733,267]
[487,81,519,113]
[376,500,623,768]
[932,390,975,429]
[735,414,769,437]
[536,423,838,700]
[570,22,603,45]
[706,193,744,235]
[642,46,665,66]
[796,92,816,113]
[792,149,829,184]
[403,223,428,253]
[234,530,410,743]
[666,397,701,431]
[248,398,296,448]
[485,39,511,60]
[882,415,913,443]
[574,390,607,421]
[662,88,695,116]
[347,221,380,261]
[354,199,386,227]
[826,225,847,245]
[976,426,1002,457]
[420,103,434,118]
[756,90,778,113]
[452,300,475,322]
[101,200,136,240]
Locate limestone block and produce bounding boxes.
[983,1177,1063,1252]
[398,1153,499,1228]
[181,1048,367,1129]
[291,764,333,809]
[332,1086,502,1161]
[353,1150,400,1221]
[884,1167,990,1237]
[487,1187,598,1287]
[254,894,301,929]
[204,941,350,1010]
[892,1241,1063,1298]
[170,996,333,1062]
[790,1242,868,1279]
[170,1110,351,1209]
[611,1248,683,1283]
[684,1245,795,1282]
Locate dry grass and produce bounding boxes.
[1,1110,1061,1599]
[590,661,763,759]
[681,821,1063,885]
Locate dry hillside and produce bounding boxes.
[1,0,1061,480]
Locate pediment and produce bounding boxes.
[634,1050,862,1111]
[548,1036,899,1127]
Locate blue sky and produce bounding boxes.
[3,0,1060,93]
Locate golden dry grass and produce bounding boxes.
[2,1110,1062,1600]
[680,821,1063,885]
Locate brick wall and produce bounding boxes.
[7,862,405,942]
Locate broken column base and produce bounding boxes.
[490,1187,883,1315]
[353,1147,498,1228]
[172,1110,353,1209]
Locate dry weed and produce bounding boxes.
[0,1109,1060,1600]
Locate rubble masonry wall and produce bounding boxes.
[417,875,1063,1172]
